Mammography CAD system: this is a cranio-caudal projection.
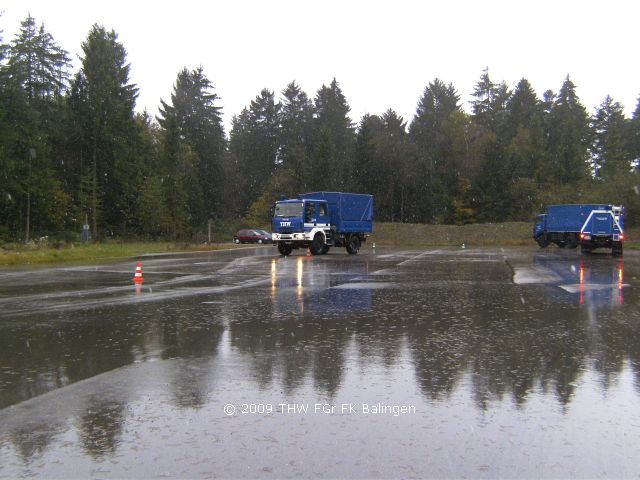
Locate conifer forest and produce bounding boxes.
[1,16,640,243]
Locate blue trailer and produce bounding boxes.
[272,192,374,256]
[533,204,624,255]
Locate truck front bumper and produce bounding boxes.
[273,233,308,241]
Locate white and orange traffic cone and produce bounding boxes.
[133,262,144,283]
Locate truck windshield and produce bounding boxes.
[274,202,303,217]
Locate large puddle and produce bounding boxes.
[1,247,639,478]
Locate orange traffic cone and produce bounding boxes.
[133,262,144,283]
[306,248,311,257]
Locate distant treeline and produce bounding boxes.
[1,15,639,243]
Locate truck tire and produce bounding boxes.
[536,236,549,248]
[580,242,592,254]
[346,235,361,254]
[321,245,331,254]
[612,242,623,256]
[310,233,325,255]
[277,242,292,256]
[564,233,578,248]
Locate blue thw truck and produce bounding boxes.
[271,192,374,256]
[533,204,625,255]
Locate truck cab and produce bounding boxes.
[533,214,548,246]
[272,198,332,256]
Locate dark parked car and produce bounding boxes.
[233,229,273,244]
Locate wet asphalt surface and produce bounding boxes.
[1,245,639,478]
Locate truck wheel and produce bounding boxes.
[346,235,361,254]
[321,245,331,254]
[612,242,623,256]
[277,242,292,256]
[566,234,579,248]
[310,233,325,255]
[536,236,549,248]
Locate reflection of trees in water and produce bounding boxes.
[77,396,126,458]
[7,422,65,463]
[157,303,226,409]
[404,283,480,401]
[629,322,640,397]
[405,280,624,409]
[311,325,349,399]
[227,268,640,411]
[0,306,147,409]
[227,294,348,397]
[1,299,228,461]
[4,253,640,463]
[591,307,640,396]
[354,313,405,370]
[469,313,588,410]
[169,357,217,409]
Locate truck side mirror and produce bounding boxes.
[268,206,274,219]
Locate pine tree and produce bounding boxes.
[155,107,193,238]
[354,114,383,196]
[227,90,281,215]
[248,89,281,197]
[69,24,139,238]
[545,76,591,184]
[158,67,226,227]
[591,95,631,179]
[224,109,251,218]
[504,78,545,184]
[8,15,70,101]
[280,81,315,192]
[409,78,467,222]
[1,15,71,241]
[0,21,16,239]
[376,110,411,221]
[356,112,410,220]
[470,68,511,133]
[469,69,512,221]
[313,78,355,190]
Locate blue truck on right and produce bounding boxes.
[533,204,625,255]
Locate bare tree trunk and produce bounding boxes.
[24,149,34,244]
[25,191,30,243]
[92,133,98,241]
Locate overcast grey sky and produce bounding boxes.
[1,0,638,130]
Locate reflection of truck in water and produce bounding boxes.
[269,257,372,315]
[533,254,625,307]
[272,192,374,256]
[533,204,624,255]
